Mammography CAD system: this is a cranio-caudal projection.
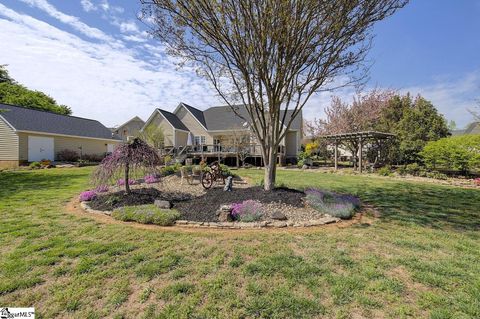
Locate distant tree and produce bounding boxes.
[139,125,165,149]
[447,120,457,130]
[0,65,71,115]
[0,65,15,84]
[307,89,394,167]
[141,0,408,190]
[93,138,161,194]
[375,94,450,164]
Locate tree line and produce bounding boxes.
[0,65,71,115]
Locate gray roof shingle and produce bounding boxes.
[0,103,121,140]
[157,109,189,131]
[181,103,207,128]
[202,105,302,131]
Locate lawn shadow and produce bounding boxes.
[354,182,480,231]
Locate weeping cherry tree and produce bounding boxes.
[93,138,161,194]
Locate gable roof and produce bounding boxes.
[157,109,189,131]
[181,103,207,128]
[202,105,303,131]
[115,116,145,131]
[0,103,121,140]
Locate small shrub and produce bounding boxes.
[377,165,392,177]
[112,205,180,226]
[161,165,178,176]
[396,166,407,176]
[297,160,305,168]
[426,171,448,180]
[405,163,421,176]
[117,178,136,186]
[305,189,360,219]
[57,149,79,162]
[163,155,172,165]
[95,185,109,193]
[144,174,159,184]
[29,161,41,169]
[82,153,104,162]
[79,190,97,201]
[219,164,233,177]
[231,200,263,222]
[474,178,480,186]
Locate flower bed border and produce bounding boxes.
[79,201,341,229]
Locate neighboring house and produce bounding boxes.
[451,122,480,136]
[112,116,145,142]
[143,102,303,165]
[0,103,121,168]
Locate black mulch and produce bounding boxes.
[88,186,306,223]
[173,187,305,222]
[88,188,193,211]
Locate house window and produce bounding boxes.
[194,136,206,145]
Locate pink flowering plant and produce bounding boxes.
[305,189,360,219]
[474,178,480,186]
[117,178,137,186]
[79,190,97,201]
[144,174,160,184]
[231,200,263,222]
[95,185,109,193]
[92,138,161,194]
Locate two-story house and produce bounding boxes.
[142,103,303,165]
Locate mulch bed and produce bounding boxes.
[88,188,193,211]
[88,185,308,222]
[173,186,306,222]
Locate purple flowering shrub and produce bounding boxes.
[79,190,97,201]
[144,174,160,184]
[231,200,263,222]
[305,189,360,219]
[95,185,109,193]
[117,178,137,186]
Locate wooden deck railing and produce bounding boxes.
[159,144,285,157]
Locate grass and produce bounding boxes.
[0,167,479,318]
[112,205,180,226]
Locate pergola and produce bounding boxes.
[320,131,395,173]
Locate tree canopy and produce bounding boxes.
[0,65,71,115]
[141,0,408,190]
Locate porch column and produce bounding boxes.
[334,139,338,171]
[359,137,363,173]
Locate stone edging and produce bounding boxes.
[79,202,341,229]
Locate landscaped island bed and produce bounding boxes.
[1,167,479,318]
[85,175,350,226]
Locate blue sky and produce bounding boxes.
[0,0,479,128]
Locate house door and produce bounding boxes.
[28,136,54,162]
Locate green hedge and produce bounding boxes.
[112,205,180,226]
[421,134,480,172]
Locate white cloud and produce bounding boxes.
[0,3,221,127]
[118,20,139,33]
[18,0,117,44]
[80,0,96,12]
[401,73,479,128]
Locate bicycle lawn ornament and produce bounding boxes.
[201,161,226,189]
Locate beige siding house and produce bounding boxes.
[142,102,303,164]
[0,103,121,168]
[112,116,145,142]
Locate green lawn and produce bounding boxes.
[0,167,479,318]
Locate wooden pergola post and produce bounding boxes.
[359,136,363,173]
[334,139,338,171]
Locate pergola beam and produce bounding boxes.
[318,131,395,173]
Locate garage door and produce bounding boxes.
[28,136,54,162]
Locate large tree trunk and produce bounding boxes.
[125,162,131,194]
[263,146,277,191]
